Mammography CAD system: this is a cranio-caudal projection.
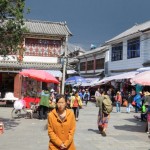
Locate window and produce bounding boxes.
[87,60,94,70]
[80,62,86,71]
[111,43,123,61]
[127,37,140,59]
[96,58,104,69]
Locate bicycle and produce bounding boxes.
[11,107,27,119]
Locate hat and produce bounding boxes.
[144,91,150,96]
[50,89,55,92]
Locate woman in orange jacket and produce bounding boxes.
[48,94,76,150]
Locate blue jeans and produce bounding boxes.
[116,102,121,112]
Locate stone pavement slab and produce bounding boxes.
[0,102,150,150]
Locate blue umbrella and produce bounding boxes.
[65,76,87,85]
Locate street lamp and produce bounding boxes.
[61,34,68,94]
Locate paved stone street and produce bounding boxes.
[0,102,150,150]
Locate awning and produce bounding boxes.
[45,70,62,78]
[85,78,100,83]
[92,71,138,86]
[67,70,77,74]
[81,69,104,78]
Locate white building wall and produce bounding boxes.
[142,33,150,61]
[108,36,147,76]
[0,55,58,63]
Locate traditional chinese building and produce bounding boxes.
[0,19,72,97]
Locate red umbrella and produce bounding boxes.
[131,71,150,86]
[19,69,59,84]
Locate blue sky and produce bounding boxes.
[24,0,150,50]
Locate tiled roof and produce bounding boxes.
[0,19,72,36]
[67,43,85,54]
[68,58,79,64]
[76,46,108,58]
[24,19,72,36]
[105,20,150,44]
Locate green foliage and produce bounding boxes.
[0,0,27,56]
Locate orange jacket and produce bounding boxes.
[48,109,76,150]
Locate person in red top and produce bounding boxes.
[115,91,122,112]
[70,91,82,121]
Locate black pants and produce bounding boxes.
[85,100,88,105]
[72,107,79,118]
[39,105,49,119]
[141,113,147,121]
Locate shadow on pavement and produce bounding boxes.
[113,123,146,133]
[0,117,20,130]
[88,128,100,134]
[124,118,146,123]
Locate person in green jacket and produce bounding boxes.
[39,88,50,119]
[97,91,110,136]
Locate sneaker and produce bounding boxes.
[101,130,106,136]
[101,128,107,137]
[76,118,79,121]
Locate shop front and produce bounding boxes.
[0,72,18,98]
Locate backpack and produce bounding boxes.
[102,95,113,114]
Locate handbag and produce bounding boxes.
[123,100,128,107]
[132,101,136,106]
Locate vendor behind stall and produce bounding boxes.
[39,88,50,119]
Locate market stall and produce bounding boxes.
[19,69,59,108]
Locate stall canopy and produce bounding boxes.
[136,67,150,73]
[45,70,62,78]
[65,76,87,85]
[19,69,59,84]
[22,69,62,78]
[74,78,99,87]
[92,71,138,86]
[131,71,150,86]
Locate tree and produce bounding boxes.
[0,0,27,58]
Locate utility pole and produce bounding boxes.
[61,34,68,94]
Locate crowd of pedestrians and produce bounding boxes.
[1,82,149,149]
[93,86,150,134]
